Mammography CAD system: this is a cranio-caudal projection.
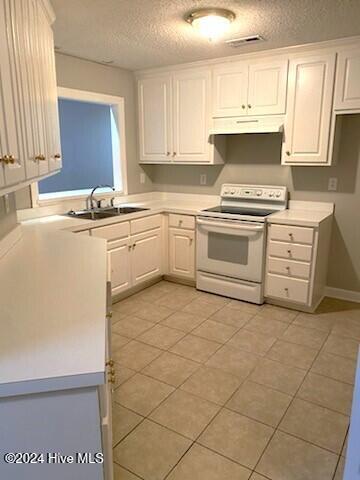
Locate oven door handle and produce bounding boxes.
[197,218,264,232]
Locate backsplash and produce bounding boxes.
[0,193,18,240]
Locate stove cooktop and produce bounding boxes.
[202,206,276,217]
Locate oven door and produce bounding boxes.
[197,216,265,283]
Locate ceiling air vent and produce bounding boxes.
[225,35,264,48]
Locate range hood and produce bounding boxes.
[209,116,284,135]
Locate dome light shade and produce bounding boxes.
[186,8,235,41]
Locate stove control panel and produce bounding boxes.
[221,184,287,202]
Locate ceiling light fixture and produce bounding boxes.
[186,8,235,42]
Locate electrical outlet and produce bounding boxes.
[328,177,338,191]
[140,172,146,184]
[4,194,10,214]
[200,174,207,185]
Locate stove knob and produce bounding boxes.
[269,192,274,198]
[276,191,281,198]
[256,190,262,197]
[224,189,230,195]
[230,189,235,195]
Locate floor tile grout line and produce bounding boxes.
[251,326,338,477]
[113,459,145,479]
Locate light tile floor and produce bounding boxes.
[111,280,360,480]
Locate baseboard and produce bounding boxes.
[324,286,360,304]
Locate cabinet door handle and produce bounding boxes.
[173,152,177,157]
[248,104,252,109]
[54,153,61,159]
[189,238,193,245]
[286,151,291,156]
[132,244,136,250]
[166,152,170,156]
[241,104,246,109]
[35,154,46,161]
[1,155,15,164]
[128,245,132,251]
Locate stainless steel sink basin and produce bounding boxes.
[66,206,149,220]
[102,206,149,215]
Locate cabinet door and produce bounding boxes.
[248,59,288,115]
[43,14,62,172]
[173,69,211,163]
[131,229,162,286]
[138,75,172,162]
[282,53,335,165]
[212,62,249,117]
[335,47,360,111]
[0,0,25,186]
[169,228,195,280]
[108,241,131,296]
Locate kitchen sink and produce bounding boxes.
[66,206,149,220]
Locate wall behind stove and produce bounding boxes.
[147,115,360,294]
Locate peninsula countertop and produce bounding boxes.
[0,227,107,398]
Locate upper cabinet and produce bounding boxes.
[138,75,172,162]
[0,0,61,196]
[138,68,223,165]
[212,59,288,118]
[282,53,336,166]
[172,69,211,163]
[334,47,360,111]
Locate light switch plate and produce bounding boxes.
[328,177,338,191]
[200,174,207,185]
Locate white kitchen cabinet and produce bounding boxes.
[213,62,249,117]
[212,58,288,118]
[131,228,162,286]
[334,46,360,111]
[91,216,163,296]
[0,0,25,186]
[248,60,288,116]
[173,69,211,163]
[138,75,172,162]
[108,240,132,296]
[265,217,333,312]
[282,53,336,165]
[137,69,224,165]
[169,228,195,280]
[0,0,61,195]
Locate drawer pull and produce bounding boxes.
[287,250,292,254]
[288,233,293,238]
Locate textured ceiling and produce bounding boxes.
[51,0,360,71]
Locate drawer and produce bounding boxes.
[268,240,312,262]
[169,214,195,230]
[267,257,311,279]
[91,221,130,242]
[131,214,162,235]
[266,274,309,304]
[269,224,314,245]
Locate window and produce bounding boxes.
[36,88,127,203]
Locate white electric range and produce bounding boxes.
[196,184,288,304]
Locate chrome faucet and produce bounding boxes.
[86,185,115,210]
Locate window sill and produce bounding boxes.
[37,189,124,208]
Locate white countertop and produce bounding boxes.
[0,227,107,397]
[268,208,333,227]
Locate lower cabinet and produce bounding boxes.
[169,228,195,280]
[265,218,332,311]
[131,229,162,286]
[108,240,132,296]
[91,215,163,296]
[167,214,196,281]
